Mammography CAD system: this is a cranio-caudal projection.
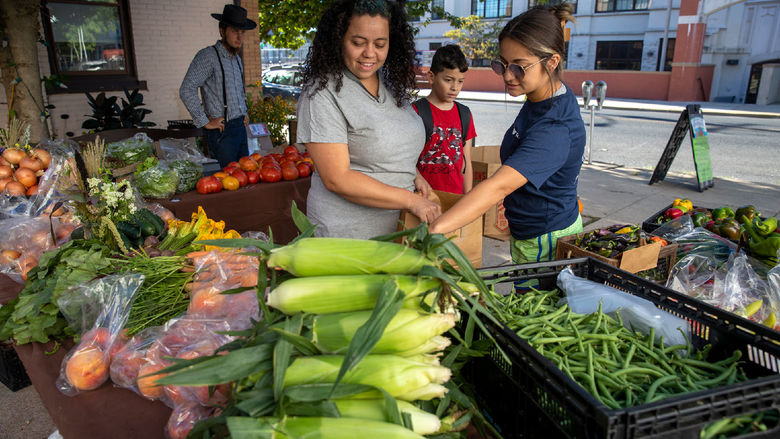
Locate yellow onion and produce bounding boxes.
[2,147,27,165]
[0,165,13,179]
[31,148,51,169]
[4,181,27,196]
[26,184,38,196]
[0,177,12,192]
[14,167,37,188]
[19,156,44,172]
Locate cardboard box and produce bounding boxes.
[471,145,511,241]
[555,233,678,280]
[399,190,483,268]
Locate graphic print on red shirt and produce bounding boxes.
[414,101,476,194]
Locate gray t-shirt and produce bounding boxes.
[296,70,425,239]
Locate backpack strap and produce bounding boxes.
[455,101,472,141]
[413,97,434,144]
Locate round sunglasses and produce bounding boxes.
[490,57,549,79]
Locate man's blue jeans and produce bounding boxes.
[205,117,248,167]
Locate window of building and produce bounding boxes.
[595,40,643,70]
[429,42,442,50]
[656,38,675,71]
[431,0,445,20]
[595,0,649,13]
[529,0,578,14]
[471,0,513,18]
[41,0,142,92]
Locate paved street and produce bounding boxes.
[465,100,780,186]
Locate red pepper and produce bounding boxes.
[664,208,684,220]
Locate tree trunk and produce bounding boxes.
[0,0,49,142]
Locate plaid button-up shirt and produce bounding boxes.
[180,41,247,128]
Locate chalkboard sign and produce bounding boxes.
[649,104,714,192]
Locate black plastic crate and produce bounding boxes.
[467,257,780,439]
[0,342,30,392]
[641,203,713,234]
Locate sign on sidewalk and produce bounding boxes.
[649,104,714,192]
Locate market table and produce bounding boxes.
[1,274,170,439]
[157,176,311,244]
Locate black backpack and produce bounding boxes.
[413,97,472,145]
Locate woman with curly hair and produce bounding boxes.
[296,0,440,239]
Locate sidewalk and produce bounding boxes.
[418,88,780,118]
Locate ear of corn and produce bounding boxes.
[333,399,442,435]
[266,238,436,277]
[227,416,426,439]
[313,309,455,355]
[267,275,440,315]
[283,355,451,401]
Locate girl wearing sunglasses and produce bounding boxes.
[430,4,585,271]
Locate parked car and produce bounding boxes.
[261,67,302,99]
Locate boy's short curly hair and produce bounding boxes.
[430,45,469,74]
[301,0,417,107]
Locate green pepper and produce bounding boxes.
[717,218,741,241]
[754,217,778,236]
[692,212,709,228]
[735,205,758,223]
[742,216,780,261]
[712,207,735,220]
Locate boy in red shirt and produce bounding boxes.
[413,45,476,194]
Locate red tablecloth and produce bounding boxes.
[157,177,311,244]
[2,275,170,439]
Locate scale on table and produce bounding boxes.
[247,123,274,153]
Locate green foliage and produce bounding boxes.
[256,0,463,49]
[82,88,156,131]
[246,90,297,146]
[443,15,503,63]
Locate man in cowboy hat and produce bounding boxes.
[180,4,257,167]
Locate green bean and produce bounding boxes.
[644,375,678,403]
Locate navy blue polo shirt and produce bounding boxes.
[500,84,586,240]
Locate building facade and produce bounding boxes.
[411,0,779,104]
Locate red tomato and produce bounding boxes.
[250,152,263,162]
[229,168,249,187]
[285,153,302,163]
[260,167,282,183]
[238,157,259,172]
[223,165,239,174]
[196,176,221,194]
[281,166,299,181]
[280,160,296,169]
[246,170,260,184]
[296,162,311,178]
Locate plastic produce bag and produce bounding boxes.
[668,252,779,328]
[134,316,233,406]
[157,138,209,163]
[166,403,214,439]
[167,159,202,194]
[110,327,162,390]
[186,251,260,330]
[134,161,180,199]
[0,215,77,283]
[56,274,143,395]
[106,133,153,165]
[557,267,689,346]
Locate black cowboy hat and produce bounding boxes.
[211,4,257,30]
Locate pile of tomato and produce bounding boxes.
[195,146,314,195]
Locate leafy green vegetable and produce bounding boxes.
[134,156,159,175]
[0,239,113,345]
[168,159,203,194]
[106,136,153,165]
[133,164,179,199]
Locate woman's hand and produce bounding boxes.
[408,194,441,224]
[414,171,432,199]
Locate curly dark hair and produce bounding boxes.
[301,0,417,107]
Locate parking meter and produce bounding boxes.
[595,81,607,110]
[581,81,593,109]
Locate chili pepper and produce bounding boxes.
[716,218,741,241]
[648,236,667,246]
[711,207,735,220]
[741,215,780,260]
[664,208,684,220]
[734,205,758,223]
[754,217,778,236]
[673,198,693,212]
[692,212,709,228]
